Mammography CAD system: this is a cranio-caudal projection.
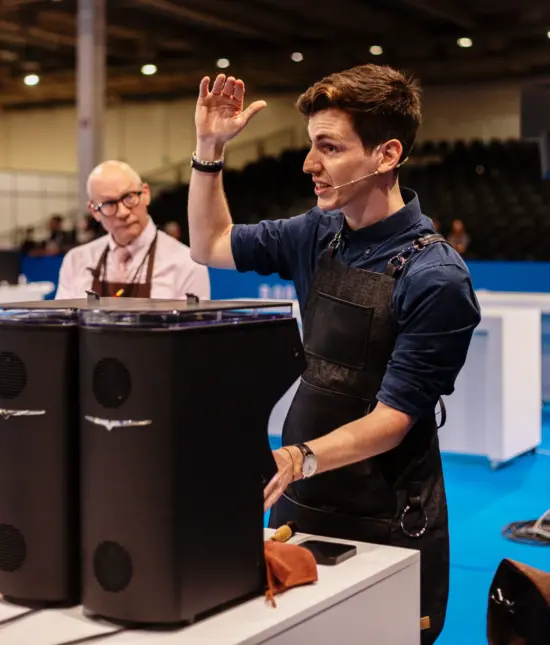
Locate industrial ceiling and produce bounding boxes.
[2,0,550,109]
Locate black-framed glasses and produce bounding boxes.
[92,191,143,217]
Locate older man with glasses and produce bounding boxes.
[56,160,210,300]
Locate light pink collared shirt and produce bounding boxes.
[55,218,210,300]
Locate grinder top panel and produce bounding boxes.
[0,297,294,330]
[0,308,78,326]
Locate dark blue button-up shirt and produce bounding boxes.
[231,188,481,418]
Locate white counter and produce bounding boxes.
[439,306,542,467]
[0,530,420,645]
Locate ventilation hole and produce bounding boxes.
[94,541,133,593]
[93,358,131,409]
[0,524,27,572]
[0,352,26,400]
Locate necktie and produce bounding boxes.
[111,246,132,283]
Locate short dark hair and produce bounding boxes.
[296,64,422,164]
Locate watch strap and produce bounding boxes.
[296,443,314,459]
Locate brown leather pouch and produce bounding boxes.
[264,540,318,607]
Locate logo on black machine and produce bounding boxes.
[0,409,46,421]
[84,416,152,431]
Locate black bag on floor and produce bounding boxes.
[487,559,550,644]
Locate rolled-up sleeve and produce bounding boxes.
[231,215,307,280]
[377,264,481,418]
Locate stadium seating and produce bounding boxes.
[148,139,550,261]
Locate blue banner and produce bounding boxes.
[466,261,550,293]
[21,255,550,402]
[21,256,550,300]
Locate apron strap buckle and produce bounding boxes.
[385,233,448,278]
[386,253,409,277]
[328,229,343,257]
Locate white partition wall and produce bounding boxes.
[0,170,78,241]
[476,290,550,401]
[440,306,542,467]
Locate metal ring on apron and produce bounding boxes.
[400,504,429,538]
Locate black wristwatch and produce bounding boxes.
[296,443,318,479]
[190,151,224,173]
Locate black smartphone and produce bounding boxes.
[299,539,357,565]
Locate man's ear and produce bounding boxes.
[376,139,404,174]
[142,183,151,206]
[88,202,100,222]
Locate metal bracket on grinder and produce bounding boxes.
[86,290,100,304]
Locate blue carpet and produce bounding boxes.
[267,417,550,645]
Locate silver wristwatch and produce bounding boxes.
[296,443,318,479]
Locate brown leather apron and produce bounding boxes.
[89,232,158,298]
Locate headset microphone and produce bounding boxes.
[331,169,380,190]
[330,155,409,191]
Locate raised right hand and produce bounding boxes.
[195,75,267,149]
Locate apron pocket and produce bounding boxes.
[304,291,373,369]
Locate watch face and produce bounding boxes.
[302,454,317,478]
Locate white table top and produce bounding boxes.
[0,530,418,644]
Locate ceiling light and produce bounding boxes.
[216,58,230,69]
[457,37,473,48]
[23,74,40,86]
[291,52,304,62]
[369,45,383,56]
[141,63,157,76]
[547,31,550,39]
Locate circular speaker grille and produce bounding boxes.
[0,352,26,400]
[93,541,133,593]
[0,524,26,572]
[92,358,131,409]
